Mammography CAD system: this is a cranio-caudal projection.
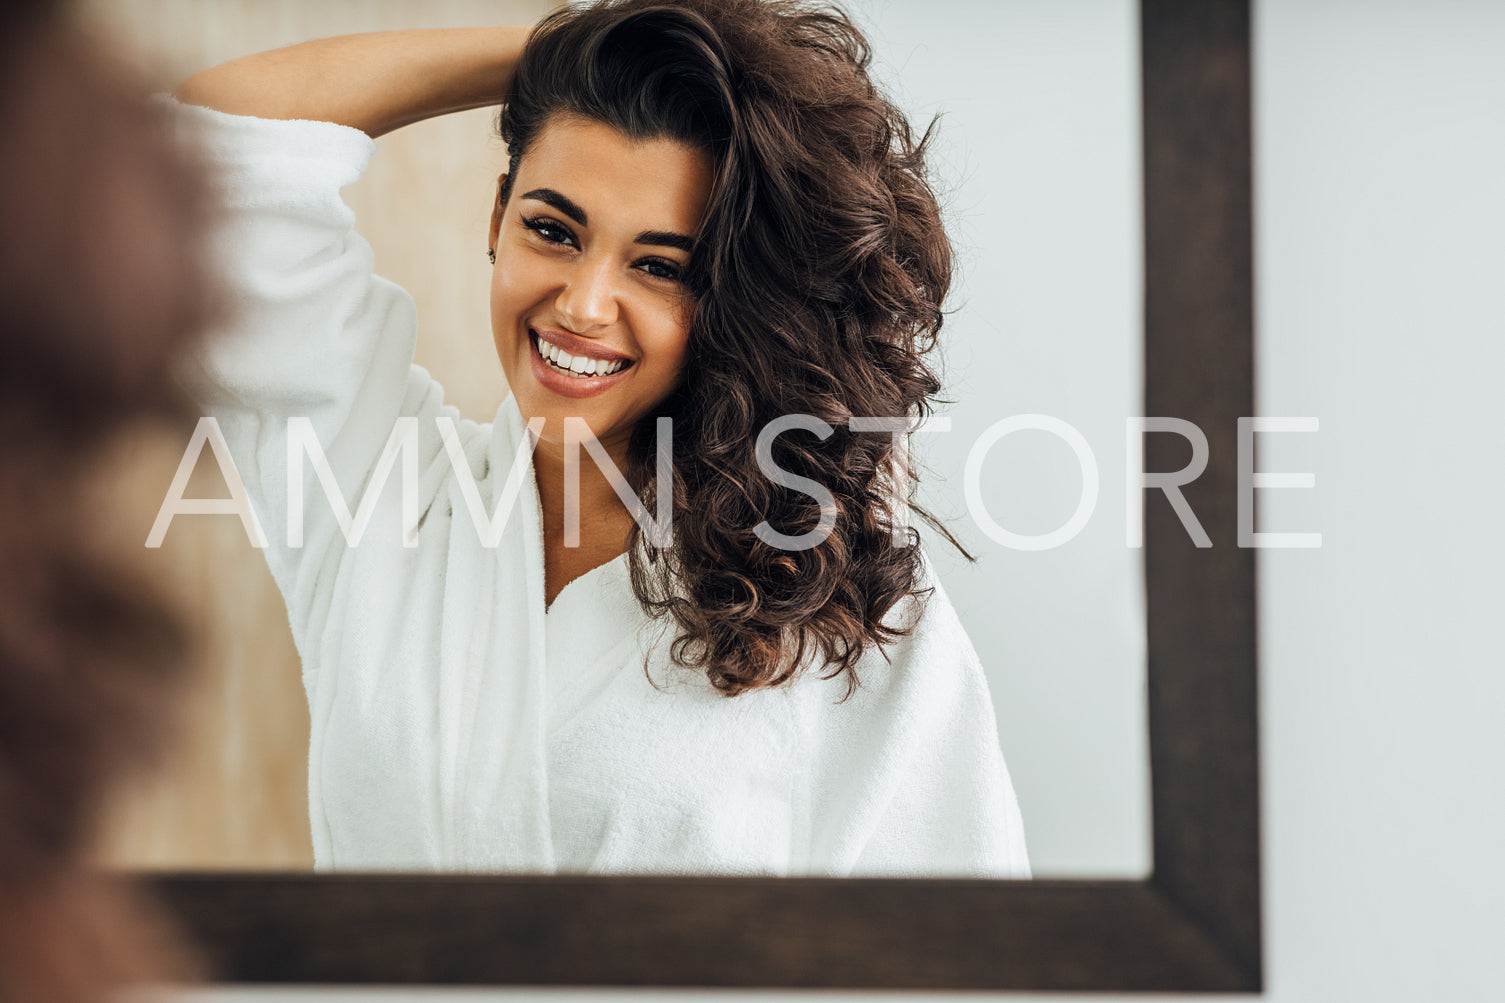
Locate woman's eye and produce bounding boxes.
[522,216,575,247]
[638,258,684,282]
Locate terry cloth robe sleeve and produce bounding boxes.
[796,546,1031,878]
[160,97,464,686]
[157,99,559,874]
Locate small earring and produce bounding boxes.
[487,248,496,264]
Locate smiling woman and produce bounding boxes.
[488,114,711,597]
[163,0,1030,878]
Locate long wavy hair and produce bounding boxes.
[0,4,214,998]
[500,0,973,699]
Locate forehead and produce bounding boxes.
[512,114,715,237]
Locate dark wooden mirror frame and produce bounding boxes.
[142,0,1259,990]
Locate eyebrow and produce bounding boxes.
[520,188,696,253]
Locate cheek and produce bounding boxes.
[490,247,553,317]
[640,315,693,382]
[490,269,518,317]
[641,297,695,363]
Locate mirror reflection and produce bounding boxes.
[87,0,1147,879]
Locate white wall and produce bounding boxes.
[172,0,1505,998]
[851,0,1150,880]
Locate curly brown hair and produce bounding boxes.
[500,0,973,698]
[0,4,215,999]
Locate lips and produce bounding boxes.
[527,328,635,399]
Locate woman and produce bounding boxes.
[169,0,1029,877]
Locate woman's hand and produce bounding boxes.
[172,27,531,138]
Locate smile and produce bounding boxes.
[529,329,635,399]
[533,330,630,377]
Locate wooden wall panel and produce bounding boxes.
[81,0,557,870]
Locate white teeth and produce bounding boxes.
[534,333,627,378]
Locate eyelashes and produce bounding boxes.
[521,215,573,246]
[637,258,684,282]
[519,215,686,284]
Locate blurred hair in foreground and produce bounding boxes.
[0,1,215,999]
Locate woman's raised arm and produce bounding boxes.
[172,27,529,138]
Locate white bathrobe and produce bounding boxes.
[165,98,1030,879]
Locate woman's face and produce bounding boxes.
[488,114,713,454]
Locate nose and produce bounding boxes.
[554,255,620,332]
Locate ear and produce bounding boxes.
[488,172,509,256]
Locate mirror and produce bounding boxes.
[69,0,1259,990]
[82,0,1150,881]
